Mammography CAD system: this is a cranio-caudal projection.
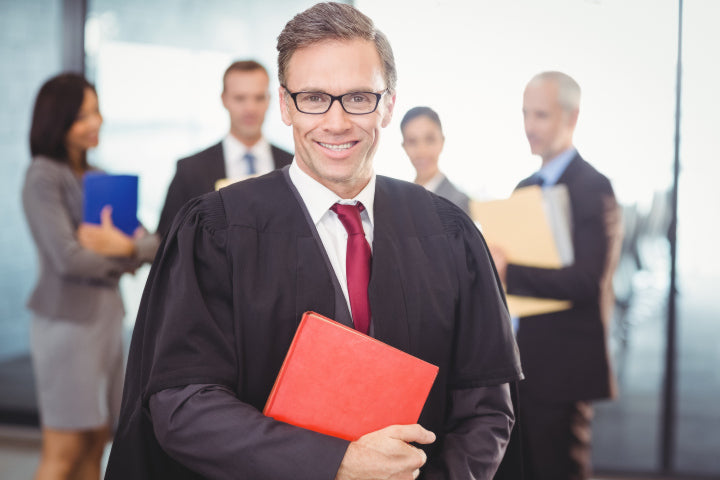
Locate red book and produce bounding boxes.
[263,311,439,441]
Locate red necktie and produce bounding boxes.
[331,203,372,334]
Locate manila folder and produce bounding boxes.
[470,185,572,268]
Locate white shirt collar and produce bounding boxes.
[222,133,244,163]
[423,171,445,193]
[223,133,271,156]
[223,134,273,178]
[289,160,376,228]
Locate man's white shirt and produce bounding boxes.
[288,160,375,318]
[222,134,275,179]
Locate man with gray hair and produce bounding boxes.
[491,71,621,480]
[105,3,522,479]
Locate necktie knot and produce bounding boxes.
[331,203,366,236]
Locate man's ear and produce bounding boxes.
[567,108,580,129]
[279,86,292,126]
[380,92,397,128]
[221,91,229,111]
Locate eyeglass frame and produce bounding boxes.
[281,85,387,115]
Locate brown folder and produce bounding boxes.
[471,185,574,316]
[470,185,571,268]
[506,294,572,317]
[214,174,260,191]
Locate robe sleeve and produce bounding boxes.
[140,194,237,395]
[149,385,348,480]
[422,384,514,480]
[138,193,348,479]
[439,197,523,388]
[427,196,524,479]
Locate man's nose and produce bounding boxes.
[323,98,352,130]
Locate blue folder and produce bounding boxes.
[83,172,139,236]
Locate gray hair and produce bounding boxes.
[528,71,581,112]
[277,2,396,93]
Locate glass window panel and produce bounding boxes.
[0,0,63,418]
[675,0,720,476]
[85,0,341,331]
[358,0,678,473]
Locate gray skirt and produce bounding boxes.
[31,289,125,430]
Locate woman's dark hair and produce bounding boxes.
[29,73,96,166]
[400,106,442,135]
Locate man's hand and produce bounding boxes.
[335,424,436,480]
[77,206,135,257]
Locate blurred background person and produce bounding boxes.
[491,71,622,480]
[156,60,293,238]
[21,73,157,480]
[400,106,470,214]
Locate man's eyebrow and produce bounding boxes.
[291,86,378,93]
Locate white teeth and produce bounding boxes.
[319,142,354,151]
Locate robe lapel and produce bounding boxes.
[368,180,411,351]
[295,236,340,324]
[282,168,353,328]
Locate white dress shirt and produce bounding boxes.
[222,134,275,179]
[288,160,374,317]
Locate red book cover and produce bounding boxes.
[263,311,439,441]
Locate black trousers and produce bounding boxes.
[519,392,593,480]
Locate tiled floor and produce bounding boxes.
[0,426,40,479]
[0,424,653,480]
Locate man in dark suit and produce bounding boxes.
[157,60,293,237]
[491,71,622,480]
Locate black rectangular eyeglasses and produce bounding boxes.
[282,86,386,115]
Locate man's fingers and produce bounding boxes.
[383,424,436,445]
[414,446,427,466]
[413,468,421,479]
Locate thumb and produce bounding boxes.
[100,205,114,227]
[385,424,436,445]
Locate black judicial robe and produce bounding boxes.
[105,169,523,479]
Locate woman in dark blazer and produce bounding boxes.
[22,73,157,480]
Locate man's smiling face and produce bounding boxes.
[280,38,395,199]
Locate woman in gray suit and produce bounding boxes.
[401,106,471,215]
[22,73,157,480]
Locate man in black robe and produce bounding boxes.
[105,3,523,479]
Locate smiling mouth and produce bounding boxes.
[318,141,356,151]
